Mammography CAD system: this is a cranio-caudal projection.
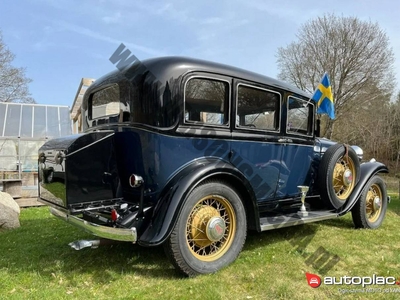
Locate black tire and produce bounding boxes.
[318,144,360,209]
[351,176,387,229]
[164,181,247,277]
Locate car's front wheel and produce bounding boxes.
[164,180,247,276]
[351,175,387,229]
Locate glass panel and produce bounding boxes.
[4,105,21,136]
[0,104,6,136]
[21,105,33,138]
[236,85,279,131]
[47,106,59,138]
[60,107,71,136]
[287,96,312,135]
[19,140,45,172]
[0,139,18,171]
[185,78,229,125]
[33,106,46,138]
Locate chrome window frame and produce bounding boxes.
[235,83,281,133]
[183,75,231,129]
[286,95,315,137]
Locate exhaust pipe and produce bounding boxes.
[68,239,119,250]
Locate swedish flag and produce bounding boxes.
[312,73,335,119]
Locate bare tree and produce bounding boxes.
[333,84,390,158]
[0,31,34,103]
[389,93,400,174]
[276,14,395,138]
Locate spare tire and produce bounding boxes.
[318,144,360,209]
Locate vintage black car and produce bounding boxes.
[38,57,389,276]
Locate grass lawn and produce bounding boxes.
[1,197,400,300]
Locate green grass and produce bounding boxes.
[1,199,400,300]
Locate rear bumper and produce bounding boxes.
[50,207,137,243]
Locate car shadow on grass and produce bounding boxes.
[243,215,356,253]
[388,198,400,216]
[244,222,318,251]
[0,207,359,281]
[0,212,181,283]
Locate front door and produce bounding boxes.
[276,95,315,198]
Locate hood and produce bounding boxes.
[314,138,337,154]
[314,138,363,160]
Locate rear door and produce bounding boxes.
[230,81,283,203]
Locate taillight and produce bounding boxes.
[111,209,119,221]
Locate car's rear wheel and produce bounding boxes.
[318,144,360,209]
[164,181,247,276]
[351,175,387,229]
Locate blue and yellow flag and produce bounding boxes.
[312,73,335,119]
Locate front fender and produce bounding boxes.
[338,161,388,216]
[138,158,258,246]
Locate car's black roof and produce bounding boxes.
[141,56,311,98]
[88,56,311,101]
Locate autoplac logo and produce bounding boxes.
[306,272,322,288]
[305,273,400,288]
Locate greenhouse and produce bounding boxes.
[0,102,72,190]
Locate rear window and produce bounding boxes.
[85,74,175,129]
[90,85,121,120]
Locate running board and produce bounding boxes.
[260,211,338,231]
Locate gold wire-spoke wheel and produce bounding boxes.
[186,195,236,262]
[332,156,356,201]
[351,175,387,229]
[366,183,383,223]
[165,181,247,276]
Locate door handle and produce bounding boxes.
[278,138,293,143]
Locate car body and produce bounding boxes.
[38,57,389,276]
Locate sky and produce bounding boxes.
[0,0,400,108]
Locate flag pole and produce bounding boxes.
[306,72,327,108]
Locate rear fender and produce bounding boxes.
[338,162,388,216]
[138,158,258,246]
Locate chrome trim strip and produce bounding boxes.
[260,212,338,231]
[66,131,114,157]
[50,207,137,242]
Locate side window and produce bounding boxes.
[236,84,280,131]
[287,96,313,136]
[184,78,229,126]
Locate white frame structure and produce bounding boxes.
[0,102,72,182]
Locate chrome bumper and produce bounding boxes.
[50,207,137,243]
